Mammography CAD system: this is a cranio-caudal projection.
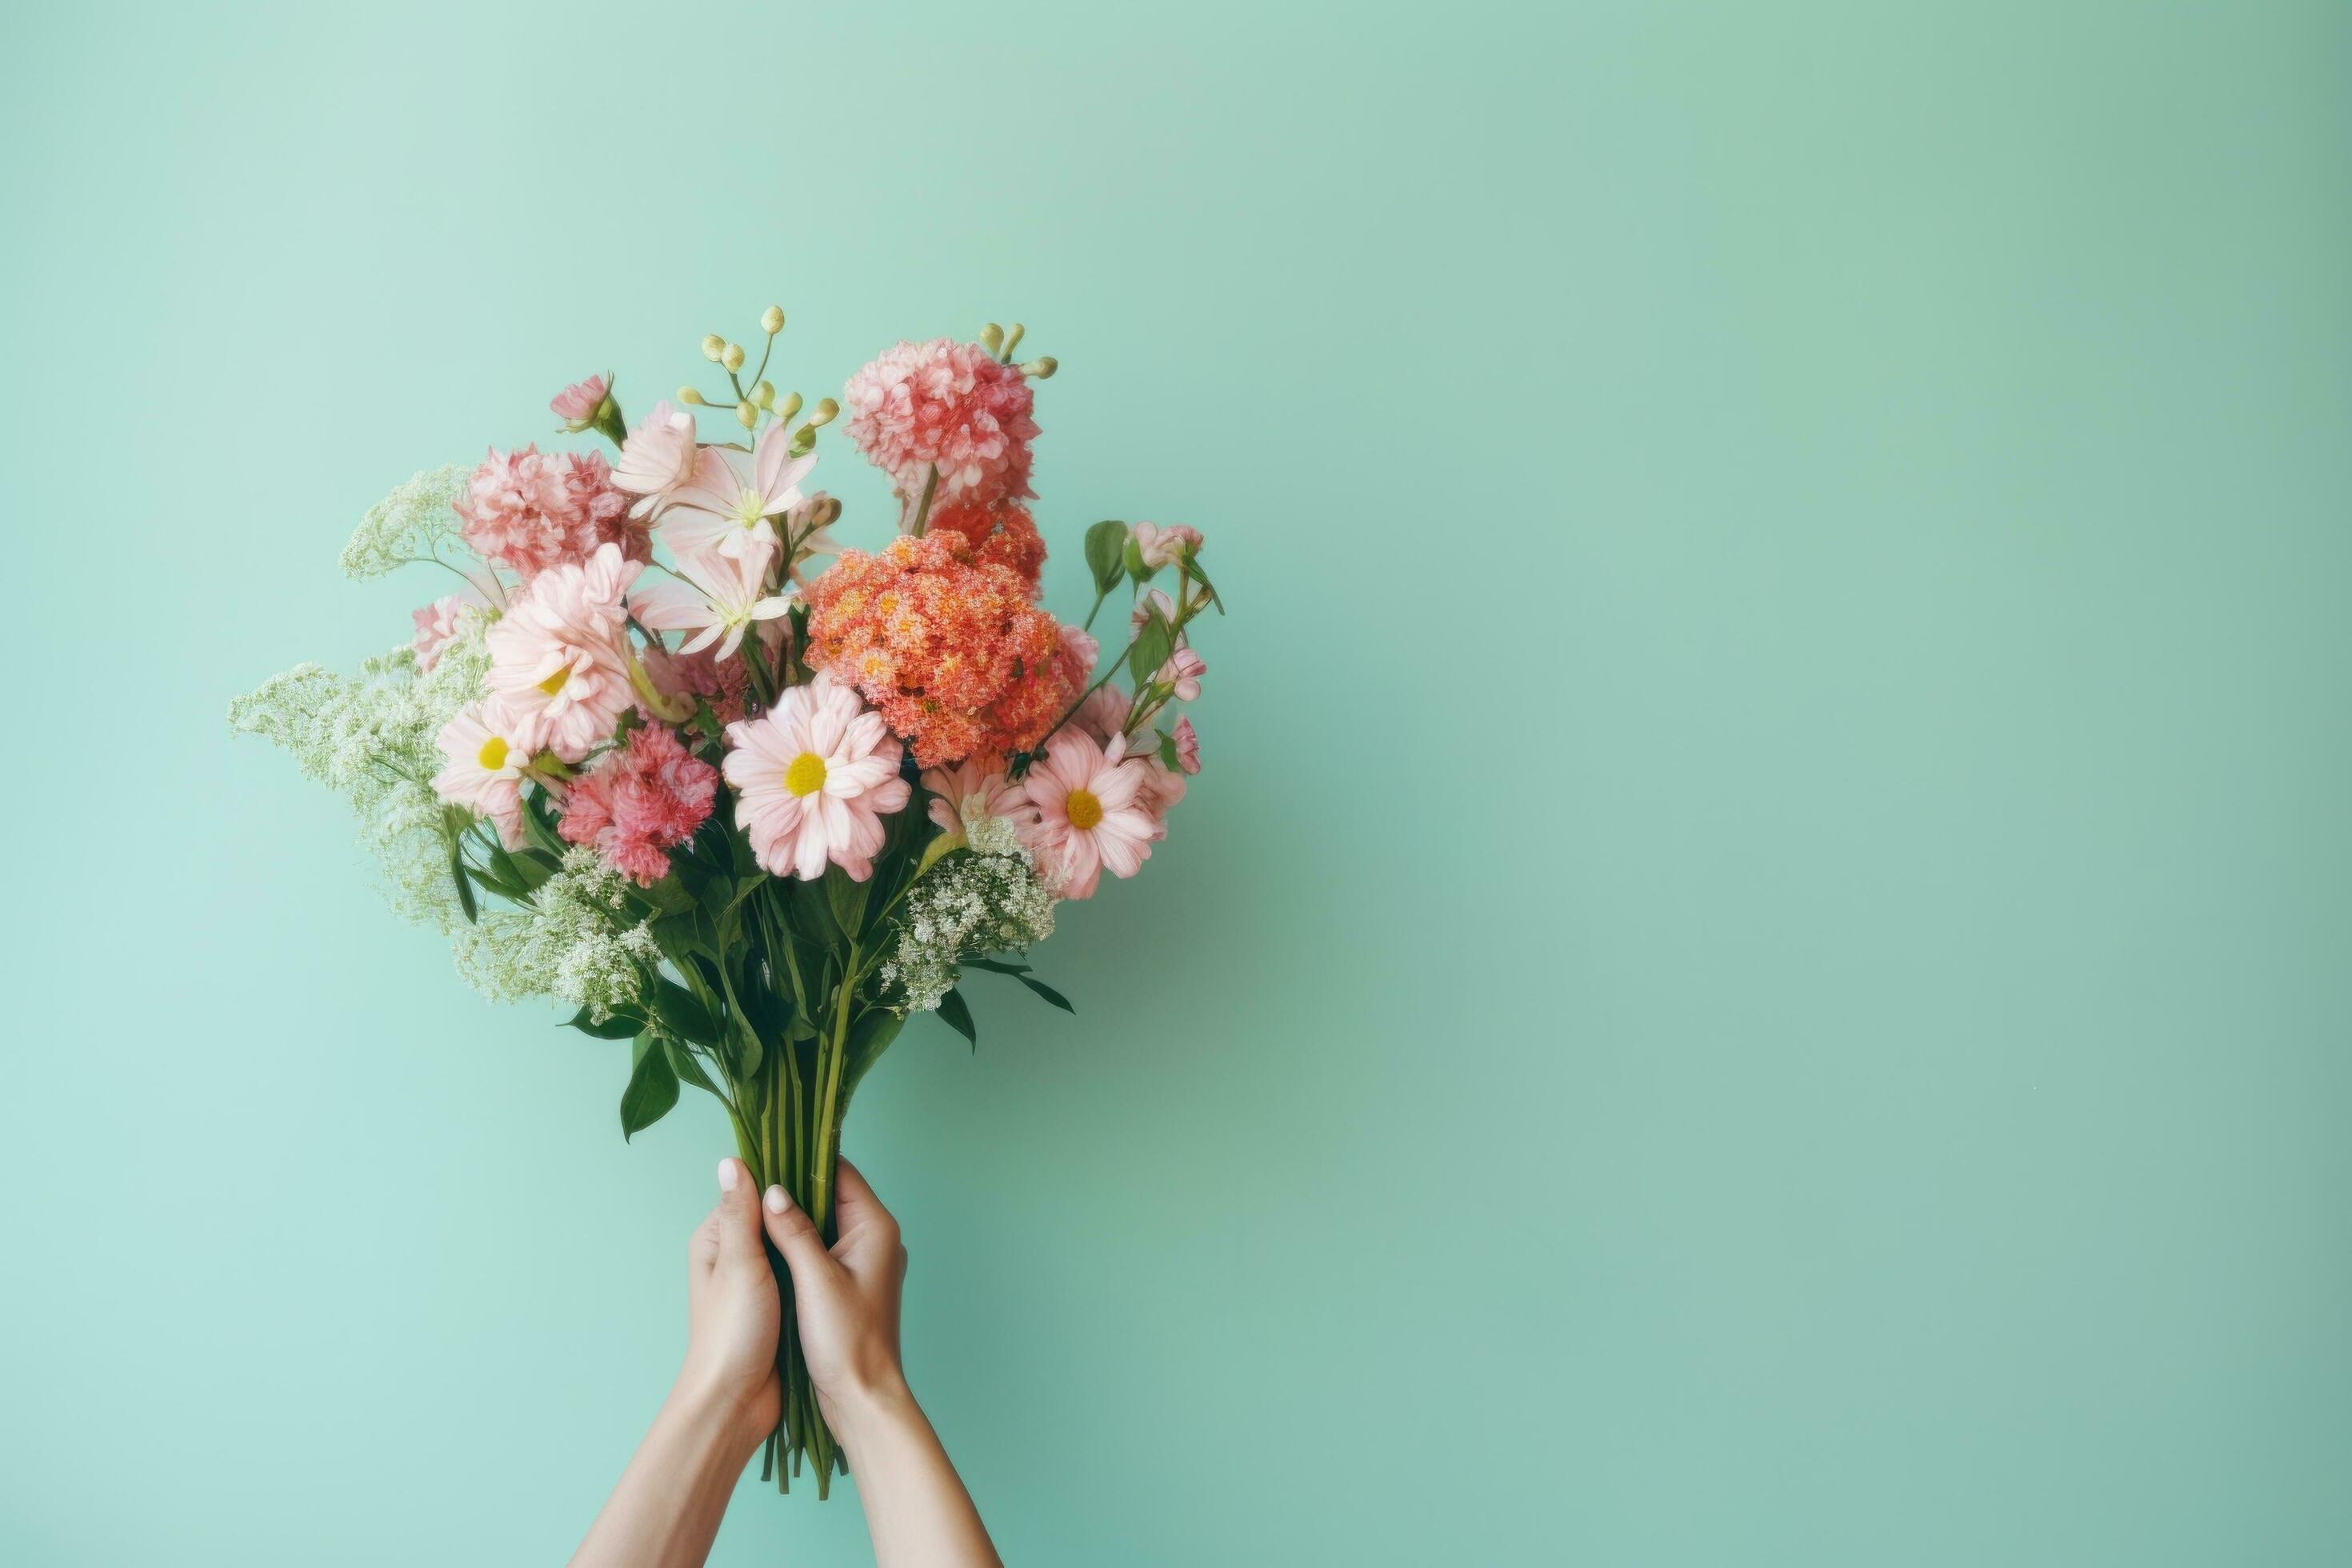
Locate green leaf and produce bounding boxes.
[826,865,871,939]
[568,1006,646,1041]
[1122,535,1150,583]
[1017,974,1075,1013]
[789,875,842,950]
[665,1038,722,1097]
[937,988,977,1050]
[1157,729,1181,770]
[620,1036,679,1140]
[650,978,720,1045]
[450,845,478,923]
[493,842,556,894]
[521,788,568,858]
[466,863,520,900]
[963,957,1033,975]
[1127,606,1174,686]
[839,1010,908,1104]
[1182,552,1225,614]
[1083,520,1128,595]
[635,877,698,914]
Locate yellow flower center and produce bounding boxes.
[730,487,766,528]
[784,752,828,797]
[1066,787,1104,831]
[476,735,510,771]
[538,665,571,697]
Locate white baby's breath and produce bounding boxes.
[878,850,1058,1014]
[339,465,469,581]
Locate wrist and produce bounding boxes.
[665,1367,774,1464]
[822,1368,921,1458]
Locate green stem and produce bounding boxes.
[907,467,940,537]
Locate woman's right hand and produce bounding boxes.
[758,1158,912,1427]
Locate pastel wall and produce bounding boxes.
[4,2,2347,1562]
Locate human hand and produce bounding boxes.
[676,1158,790,1448]
[756,1157,911,1430]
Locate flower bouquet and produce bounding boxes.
[230,307,1218,1497]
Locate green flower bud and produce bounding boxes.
[979,323,1005,353]
[736,400,758,429]
[700,334,726,362]
[753,380,775,408]
[1021,356,1058,379]
[1000,323,1026,358]
[678,386,706,406]
[761,305,786,335]
[777,391,803,423]
[722,342,746,372]
[809,397,839,427]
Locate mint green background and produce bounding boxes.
[5,2,2349,1562]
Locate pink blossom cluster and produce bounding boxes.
[842,338,1039,506]
[418,327,1213,906]
[454,446,643,580]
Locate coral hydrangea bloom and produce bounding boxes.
[485,542,641,761]
[431,698,542,849]
[557,723,718,886]
[921,756,1038,854]
[723,670,911,881]
[1023,730,1159,899]
[801,532,1085,769]
[842,338,1039,507]
[926,501,1046,594]
[454,446,641,579]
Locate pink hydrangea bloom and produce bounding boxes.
[1130,522,1202,570]
[1023,730,1159,900]
[723,670,911,882]
[485,543,641,762]
[556,723,717,886]
[1172,714,1201,775]
[550,374,609,427]
[430,698,542,850]
[410,593,483,673]
[454,446,641,579]
[1155,645,1206,702]
[921,755,1038,847]
[842,338,1039,506]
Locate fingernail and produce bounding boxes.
[764,1186,790,1214]
[718,1158,740,1192]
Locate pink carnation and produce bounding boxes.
[454,445,643,580]
[1155,645,1206,702]
[550,374,609,426]
[556,724,718,886]
[410,593,483,673]
[1172,714,1201,775]
[1130,522,1202,570]
[842,338,1039,507]
[1071,682,1133,746]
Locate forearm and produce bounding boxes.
[832,1378,1001,1567]
[570,1378,766,1568]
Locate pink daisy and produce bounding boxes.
[485,542,641,762]
[1023,730,1159,900]
[921,755,1038,847]
[556,723,718,886]
[430,698,542,850]
[656,422,818,563]
[722,670,911,882]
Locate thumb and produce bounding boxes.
[761,1182,838,1289]
[712,1158,767,1274]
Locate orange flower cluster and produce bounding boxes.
[926,501,1047,594]
[802,532,1085,768]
